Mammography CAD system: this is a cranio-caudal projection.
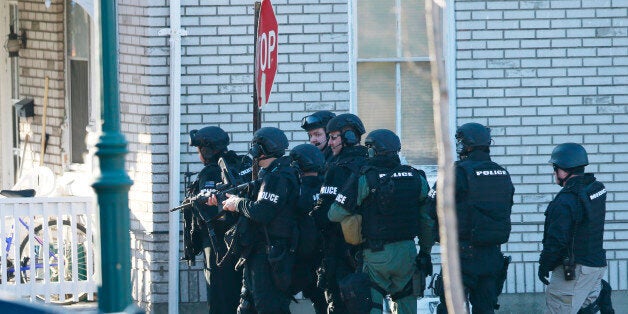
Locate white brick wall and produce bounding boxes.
[110,0,626,310]
[456,0,628,293]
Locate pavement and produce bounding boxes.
[46,289,628,313]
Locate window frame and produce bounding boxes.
[348,0,457,173]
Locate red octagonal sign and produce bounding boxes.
[256,0,278,107]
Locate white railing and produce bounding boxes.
[0,197,97,304]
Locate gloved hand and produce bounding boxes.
[417,250,433,277]
[538,267,550,285]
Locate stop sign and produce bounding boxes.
[256,0,278,107]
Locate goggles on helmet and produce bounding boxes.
[301,115,324,130]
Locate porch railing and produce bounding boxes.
[0,197,97,304]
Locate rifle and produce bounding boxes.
[170,180,256,213]
[175,157,256,266]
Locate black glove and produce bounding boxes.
[538,267,550,285]
[417,251,433,277]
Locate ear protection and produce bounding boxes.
[342,129,358,146]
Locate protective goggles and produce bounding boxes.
[301,115,324,130]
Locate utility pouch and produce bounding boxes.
[267,241,295,292]
[563,257,575,281]
[340,214,364,245]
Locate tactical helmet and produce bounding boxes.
[249,127,289,159]
[455,122,491,155]
[549,143,589,169]
[301,111,336,131]
[364,129,401,155]
[290,144,325,173]
[189,126,230,151]
[326,113,366,146]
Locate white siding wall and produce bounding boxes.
[455,0,628,293]
[116,0,627,310]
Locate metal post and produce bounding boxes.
[252,1,261,180]
[93,0,134,312]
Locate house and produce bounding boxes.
[0,0,625,312]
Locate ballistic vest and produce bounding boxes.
[360,164,423,241]
[457,159,514,246]
[567,175,607,267]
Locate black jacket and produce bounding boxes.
[540,174,607,271]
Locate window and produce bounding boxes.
[66,0,91,164]
[351,0,438,165]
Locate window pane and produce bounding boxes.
[67,0,90,59]
[357,1,396,59]
[401,62,436,165]
[401,0,428,57]
[357,63,396,132]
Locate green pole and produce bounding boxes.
[93,0,134,312]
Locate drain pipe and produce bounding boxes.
[158,0,187,312]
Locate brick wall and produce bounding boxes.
[455,0,628,293]
[117,0,173,310]
[17,0,65,173]
[174,0,351,304]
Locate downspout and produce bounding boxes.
[158,1,187,313]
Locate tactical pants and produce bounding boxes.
[238,247,291,314]
[545,264,606,314]
[320,231,355,314]
[299,254,328,314]
[437,245,503,314]
[364,240,417,314]
[203,236,242,314]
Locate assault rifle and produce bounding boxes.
[172,157,254,213]
[176,157,254,266]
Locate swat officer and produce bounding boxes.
[539,143,614,314]
[290,144,328,314]
[433,122,514,314]
[310,113,369,314]
[329,129,435,314]
[187,126,249,314]
[209,127,299,314]
[301,110,337,162]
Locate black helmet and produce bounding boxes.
[189,126,230,151]
[290,144,325,173]
[549,143,589,169]
[455,122,491,155]
[301,111,336,131]
[249,127,289,159]
[326,113,366,146]
[364,129,401,155]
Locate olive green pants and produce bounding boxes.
[363,240,417,314]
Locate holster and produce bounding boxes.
[563,257,575,281]
[267,239,295,293]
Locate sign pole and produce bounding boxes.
[252,1,261,180]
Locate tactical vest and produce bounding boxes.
[569,176,607,267]
[360,165,423,241]
[263,156,300,239]
[457,160,514,246]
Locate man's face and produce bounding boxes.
[328,131,343,156]
[307,128,328,151]
[553,166,568,186]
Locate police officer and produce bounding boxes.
[188,126,248,314]
[301,110,337,162]
[209,127,299,314]
[539,143,614,314]
[329,129,434,314]
[290,144,328,314]
[433,122,514,314]
[310,113,369,314]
